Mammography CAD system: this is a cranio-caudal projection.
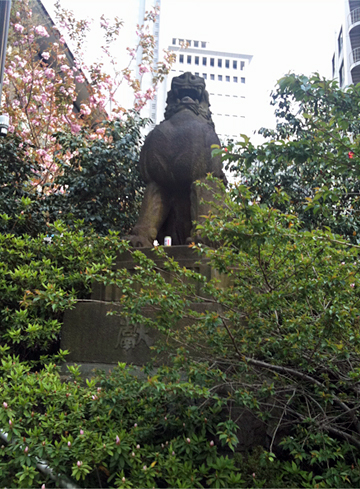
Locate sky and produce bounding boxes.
[43,0,343,138]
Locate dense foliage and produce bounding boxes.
[0,135,45,236]
[222,74,360,240]
[0,359,247,488]
[48,116,145,235]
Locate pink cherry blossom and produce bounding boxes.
[70,123,81,134]
[34,25,49,37]
[80,105,91,116]
[44,68,55,79]
[41,52,50,60]
[14,24,24,33]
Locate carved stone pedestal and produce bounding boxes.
[61,246,226,367]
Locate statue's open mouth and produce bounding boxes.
[173,87,203,103]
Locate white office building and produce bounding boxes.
[134,0,253,142]
[332,0,360,86]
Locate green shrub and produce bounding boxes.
[0,357,245,488]
[0,220,127,364]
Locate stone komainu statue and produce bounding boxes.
[128,72,226,247]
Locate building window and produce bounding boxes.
[339,61,345,87]
[194,40,199,47]
[332,55,335,78]
[179,54,184,64]
[233,60,237,69]
[218,58,222,68]
[338,28,343,55]
[203,57,207,66]
[226,75,230,82]
[210,74,215,80]
[240,61,245,70]
[201,41,206,48]
[187,55,192,64]
[218,74,223,81]
[186,40,191,46]
[203,73,207,79]
[195,56,199,65]
[225,59,230,68]
[233,76,238,83]
[241,77,245,83]
[172,38,176,45]
[179,39,184,45]
[195,72,199,76]
[210,58,214,67]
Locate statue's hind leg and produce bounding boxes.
[127,181,170,247]
[188,177,223,244]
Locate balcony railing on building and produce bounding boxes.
[350,48,360,84]
[350,7,360,25]
[350,46,360,65]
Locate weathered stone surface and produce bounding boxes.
[91,245,231,302]
[62,300,221,365]
[127,72,226,247]
[62,302,155,364]
[61,246,228,365]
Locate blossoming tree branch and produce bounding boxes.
[4,0,175,186]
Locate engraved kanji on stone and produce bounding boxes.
[115,318,152,351]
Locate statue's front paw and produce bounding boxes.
[125,235,153,248]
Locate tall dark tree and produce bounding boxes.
[48,116,146,236]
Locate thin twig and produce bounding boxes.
[270,389,296,453]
